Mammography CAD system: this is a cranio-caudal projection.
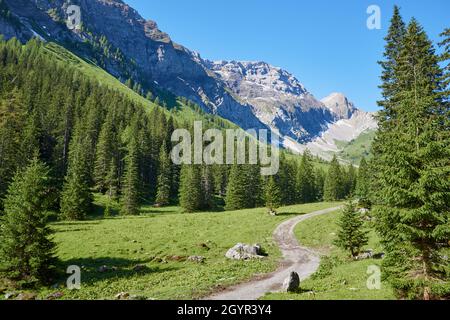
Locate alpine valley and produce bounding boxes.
[0,0,377,162]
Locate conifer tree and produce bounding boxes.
[201,164,215,210]
[225,163,248,210]
[93,113,115,193]
[344,165,357,198]
[60,126,93,220]
[296,150,316,203]
[0,157,56,284]
[334,201,368,258]
[155,141,172,206]
[439,28,450,94]
[355,157,371,208]
[323,156,344,201]
[121,135,140,216]
[373,16,450,299]
[265,176,282,215]
[314,168,326,202]
[378,5,406,116]
[179,165,203,212]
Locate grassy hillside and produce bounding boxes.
[335,130,376,165]
[42,42,236,130]
[0,200,341,300]
[263,210,395,300]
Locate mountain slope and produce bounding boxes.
[285,93,377,162]
[0,0,377,159]
[204,60,335,143]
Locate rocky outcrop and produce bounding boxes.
[205,60,336,142]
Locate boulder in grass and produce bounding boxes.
[225,243,264,260]
[283,272,300,293]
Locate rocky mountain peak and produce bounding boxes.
[321,92,358,120]
[207,60,308,97]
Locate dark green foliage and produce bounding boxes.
[439,28,450,93]
[155,141,172,206]
[323,156,344,201]
[0,157,56,285]
[343,165,357,197]
[334,202,368,258]
[296,150,316,203]
[355,157,371,208]
[179,165,203,213]
[377,5,406,116]
[60,124,93,220]
[121,134,140,216]
[225,163,262,211]
[314,168,326,201]
[264,176,282,214]
[373,11,450,299]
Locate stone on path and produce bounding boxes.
[283,272,300,293]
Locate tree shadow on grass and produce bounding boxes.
[56,257,179,286]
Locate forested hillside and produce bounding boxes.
[0,38,356,220]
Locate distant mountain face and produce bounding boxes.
[0,0,377,160]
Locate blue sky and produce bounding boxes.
[126,0,449,112]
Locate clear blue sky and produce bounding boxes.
[126,0,449,112]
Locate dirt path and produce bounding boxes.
[205,206,342,300]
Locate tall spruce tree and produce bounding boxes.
[372,16,450,299]
[225,163,248,210]
[179,165,203,212]
[439,28,450,92]
[323,156,344,201]
[121,135,140,216]
[297,150,316,203]
[355,157,371,208]
[93,112,115,193]
[344,165,357,198]
[155,141,172,206]
[314,168,326,201]
[265,176,282,215]
[0,157,56,284]
[378,5,406,116]
[60,125,93,220]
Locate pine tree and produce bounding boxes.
[297,150,316,203]
[0,157,56,284]
[225,163,261,210]
[121,135,140,216]
[93,113,115,193]
[60,126,93,220]
[155,141,171,206]
[372,17,450,299]
[344,165,357,198]
[378,5,406,117]
[355,157,371,208]
[265,176,282,215]
[278,154,297,205]
[224,163,246,210]
[334,201,369,258]
[179,165,203,212]
[323,156,344,201]
[439,28,450,93]
[314,168,326,202]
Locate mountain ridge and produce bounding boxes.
[0,0,377,161]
